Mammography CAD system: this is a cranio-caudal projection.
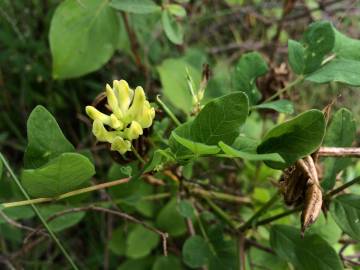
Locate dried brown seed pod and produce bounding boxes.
[280,164,307,206]
[301,182,323,236]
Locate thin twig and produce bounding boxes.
[1,177,130,209]
[318,147,360,157]
[25,205,169,256]
[325,176,360,198]
[0,210,46,236]
[264,76,304,102]
[121,12,147,75]
[245,238,275,255]
[255,206,301,227]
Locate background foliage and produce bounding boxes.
[1,0,360,269]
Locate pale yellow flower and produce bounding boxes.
[86,80,155,154]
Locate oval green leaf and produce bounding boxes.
[110,0,161,14]
[182,235,210,268]
[161,10,184,45]
[171,132,221,156]
[24,105,75,169]
[22,152,95,198]
[330,193,360,241]
[270,225,343,270]
[322,108,356,190]
[219,141,284,162]
[50,0,119,79]
[252,99,294,114]
[257,109,326,169]
[126,225,160,259]
[305,58,360,86]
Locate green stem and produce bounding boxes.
[255,206,301,226]
[156,95,181,127]
[325,176,360,199]
[251,176,360,227]
[188,186,251,204]
[203,197,239,229]
[131,145,146,165]
[239,192,279,231]
[0,153,78,270]
[265,76,304,102]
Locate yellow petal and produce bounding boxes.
[86,106,111,125]
[106,84,123,119]
[113,80,134,114]
[137,106,155,128]
[124,121,143,140]
[110,137,131,154]
[110,114,124,130]
[124,86,146,124]
[92,120,114,142]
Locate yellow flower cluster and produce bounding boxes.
[85,80,155,154]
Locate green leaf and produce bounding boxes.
[330,194,360,241]
[24,105,75,169]
[333,28,360,61]
[302,21,335,74]
[22,153,95,198]
[171,132,221,156]
[167,4,186,18]
[232,135,259,152]
[322,108,356,190]
[305,58,360,86]
[219,141,284,162]
[207,225,237,270]
[161,10,183,45]
[156,198,187,237]
[118,258,154,270]
[40,205,85,232]
[126,225,160,259]
[152,255,182,270]
[109,226,126,255]
[232,52,268,105]
[0,206,35,224]
[257,109,326,169]
[157,54,201,113]
[144,148,175,173]
[252,100,294,114]
[0,158,3,180]
[250,248,288,270]
[306,213,342,245]
[191,92,249,145]
[182,235,210,268]
[50,0,119,79]
[270,225,343,270]
[110,0,161,14]
[288,39,305,74]
[169,92,249,159]
[177,200,195,219]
